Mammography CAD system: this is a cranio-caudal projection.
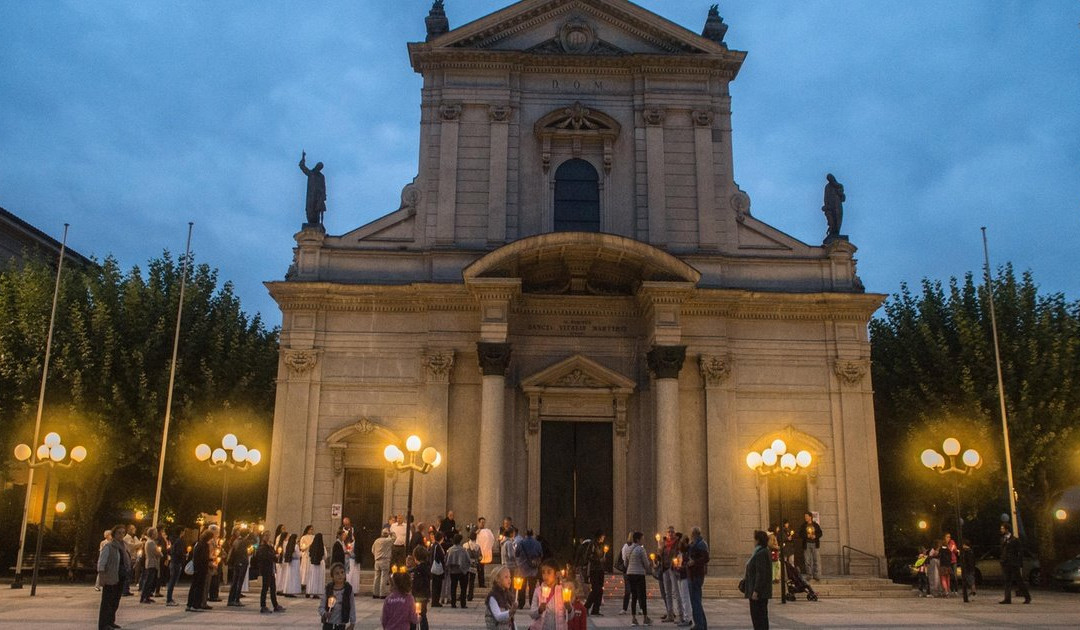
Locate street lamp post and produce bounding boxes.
[13,432,87,596]
[921,437,981,603]
[746,439,813,604]
[384,435,441,553]
[195,433,261,532]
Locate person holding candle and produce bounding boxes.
[476,517,495,589]
[565,578,588,630]
[528,560,573,630]
[407,545,431,630]
[674,536,692,627]
[485,565,518,630]
[380,571,419,630]
[744,530,772,630]
[306,533,327,600]
[319,562,355,630]
[581,530,607,616]
[516,529,544,608]
[274,525,289,596]
[618,532,633,615]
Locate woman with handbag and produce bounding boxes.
[744,530,772,630]
[429,531,447,607]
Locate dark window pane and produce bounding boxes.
[554,159,600,232]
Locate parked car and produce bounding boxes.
[973,548,1040,586]
[1051,554,1080,590]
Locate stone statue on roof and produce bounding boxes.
[822,173,845,241]
[299,151,326,226]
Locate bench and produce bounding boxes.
[10,552,94,579]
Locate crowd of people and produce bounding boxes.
[94,511,720,630]
[912,524,1032,605]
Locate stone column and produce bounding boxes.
[436,102,462,245]
[476,342,511,524]
[643,106,667,247]
[421,350,454,519]
[647,345,686,529]
[487,104,510,245]
[266,348,320,532]
[700,354,737,569]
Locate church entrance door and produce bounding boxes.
[540,421,613,564]
[343,467,384,568]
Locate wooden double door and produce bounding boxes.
[539,421,613,564]
[342,467,384,568]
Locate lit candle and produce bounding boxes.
[562,587,572,604]
[415,601,422,616]
[603,545,609,554]
[655,533,661,543]
[541,585,551,601]
[649,553,656,562]
[513,576,524,592]
[327,595,336,610]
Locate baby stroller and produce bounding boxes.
[784,559,819,601]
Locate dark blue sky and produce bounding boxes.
[2,1,1078,324]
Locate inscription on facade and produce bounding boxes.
[551,78,606,92]
[519,317,630,336]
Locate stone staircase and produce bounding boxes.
[347,570,912,601]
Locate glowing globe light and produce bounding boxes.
[780,453,797,471]
[232,444,249,463]
[14,444,32,462]
[761,448,777,467]
[49,444,66,462]
[746,451,763,470]
[921,449,941,469]
[917,520,928,530]
[432,451,442,468]
[1055,509,1068,521]
[384,444,403,464]
[37,444,51,461]
[44,432,61,448]
[55,501,67,514]
[211,448,227,464]
[961,449,980,468]
[247,449,262,466]
[771,439,787,455]
[422,447,438,466]
[195,444,212,461]
[795,450,812,468]
[406,435,422,453]
[70,445,87,462]
[222,433,238,450]
[942,438,961,457]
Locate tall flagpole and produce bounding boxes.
[151,222,194,530]
[981,227,1020,536]
[12,224,69,589]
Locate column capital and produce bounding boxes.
[699,354,733,387]
[477,342,512,377]
[423,350,455,384]
[647,345,686,380]
[283,349,319,375]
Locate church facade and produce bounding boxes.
[265,0,886,575]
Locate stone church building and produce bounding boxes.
[266,0,885,574]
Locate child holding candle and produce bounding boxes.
[564,578,588,630]
[528,560,573,630]
[318,562,354,630]
[380,571,419,630]
[485,565,518,630]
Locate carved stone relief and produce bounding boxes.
[699,354,733,387]
[283,349,318,375]
[833,359,869,384]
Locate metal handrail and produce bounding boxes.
[841,545,882,577]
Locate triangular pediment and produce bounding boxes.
[521,353,636,392]
[342,207,416,244]
[428,0,729,56]
[736,217,813,253]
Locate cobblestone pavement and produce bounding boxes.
[0,584,1077,629]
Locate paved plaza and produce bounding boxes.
[0,584,1077,629]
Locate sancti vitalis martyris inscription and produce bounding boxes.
[514,316,635,337]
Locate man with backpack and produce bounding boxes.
[514,529,543,607]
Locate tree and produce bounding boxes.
[0,253,278,570]
[871,265,1080,577]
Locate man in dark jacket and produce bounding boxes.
[799,512,823,580]
[227,532,251,606]
[999,524,1031,604]
[744,530,772,630]
[255,531,285,613]
[98,525,129,630]
[583,531,607,615]
[165,528,186,606]
[687,526,710,630]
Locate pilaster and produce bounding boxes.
[692,109,718,250]
[644,106,667,247]
[436,102,462,245]
[420,349,454,520]
[700,353,737,570]
[487,104,511,245]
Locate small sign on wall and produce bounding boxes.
[331,503,341,518]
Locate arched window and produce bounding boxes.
[553,159,600,232]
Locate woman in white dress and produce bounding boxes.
[273,525,287,594]
[298,525,314,593]
[305,533,327,599]
[282,534,303,596]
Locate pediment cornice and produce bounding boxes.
[522,353,635,392]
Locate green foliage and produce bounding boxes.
[871,265,1080,567]
[0,253,278,564]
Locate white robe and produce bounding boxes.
[298,534,314,587]
[347,555,362,595]
[283,548,303,595]
[305,556,326,596]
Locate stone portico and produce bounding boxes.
[265,0,886,575]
